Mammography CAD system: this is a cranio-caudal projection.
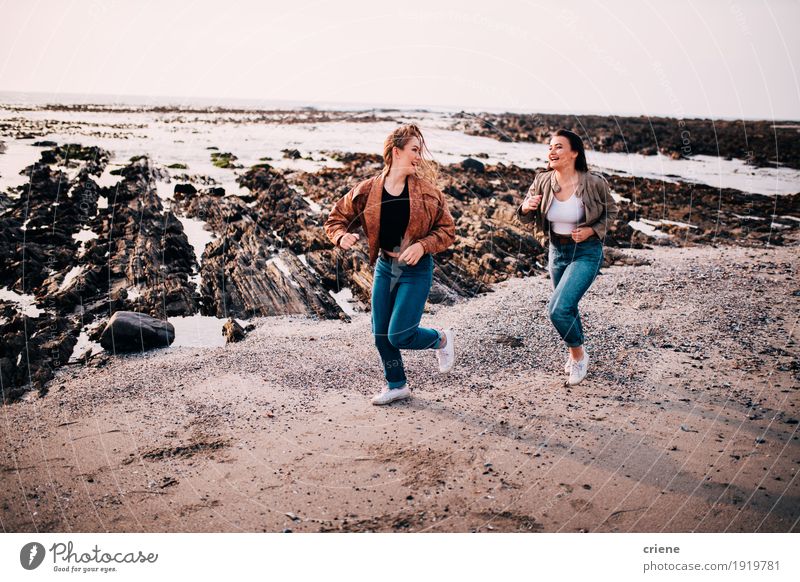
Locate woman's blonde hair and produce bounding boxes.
[382,123,439,184]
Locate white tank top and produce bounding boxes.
[546,194,585,235]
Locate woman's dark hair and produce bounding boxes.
[554,129,589,172]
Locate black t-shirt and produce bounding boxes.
[379,180,410,252]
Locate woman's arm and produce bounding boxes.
[416,190,455,255]
[517,173,543,224]
[324,184,364,247]
[588,176,619,241]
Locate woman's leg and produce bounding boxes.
[549,241,575,365]
[547,241,603,348]
[386,255,440,351]
[548,242,570,290]
[372,258,407,389]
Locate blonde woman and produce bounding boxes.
[324,124,456,405]
[518,129,618,385]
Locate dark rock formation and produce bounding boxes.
[0,146,199,401]
[461,158,486,173]
[0,303,79,402]
[173,183,197,198]
[452,112,800,170]
[605,173,800,247]
[38,143,109,175]
[173,163,346,320]
[282,148,302,160]
[222,318,245,343]
[99,310,175,352]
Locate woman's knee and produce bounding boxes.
[548,298,572,324]
[388,328,416,349]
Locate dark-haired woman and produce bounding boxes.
[324,124,456,405]
[517,129,618,384]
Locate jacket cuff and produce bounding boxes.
[590,223,606,241]
[517,207,535,224]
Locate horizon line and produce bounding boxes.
[0,90,797,124]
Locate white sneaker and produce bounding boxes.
[435,329,455,373]
[568,349,589,385]
[371,385,412,405]
[564,355,572,373]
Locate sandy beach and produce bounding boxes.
[2,244,797,533]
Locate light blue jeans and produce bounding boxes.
[547,237,604,348]
[372,254,441,389]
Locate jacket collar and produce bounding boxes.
[550,170,586,194]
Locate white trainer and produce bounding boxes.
[435,329,456,373]
[371,385,412,405]
[568,349,589,385]
[564,355,572,373]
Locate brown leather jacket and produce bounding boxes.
[324,173,455,265]
[516,170,619,246]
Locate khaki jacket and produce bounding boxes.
[516,170,619,246]
[324,173,455,265]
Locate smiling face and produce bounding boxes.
[392,136,422,176]
[548,135,579,171]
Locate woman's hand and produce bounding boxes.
[521,192,542,214]
[339,233,360,250]
[571,227,595,243]
[398,242,425,266]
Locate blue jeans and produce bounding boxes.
[547,237,604,348]
[372,254,441,389]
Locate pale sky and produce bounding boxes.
[1,0,798,119]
